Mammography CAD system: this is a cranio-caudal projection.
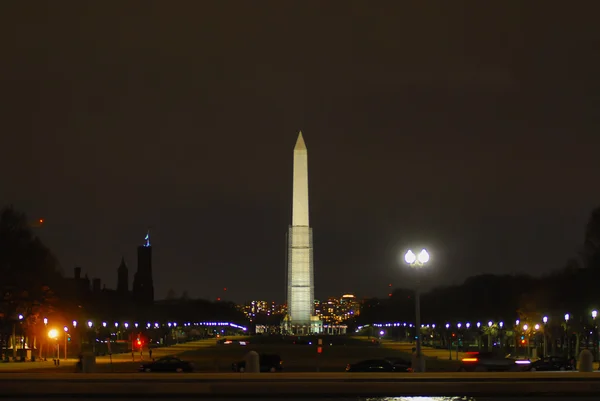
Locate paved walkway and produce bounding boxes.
[379,340,468,361]
[0,339,218,371]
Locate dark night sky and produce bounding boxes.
[1,1,599,303]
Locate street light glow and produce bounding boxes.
[593,310,598,319]
[534,324,540,330]
[523,324,528,331]
[87,321,93,328]
[63,326,68,332]
[43,317,48,325]
[48,329,58,339]
[488,321,493,327]
[565,313,570,322]
[543,316,548,324]
[73,320,77,328]
[418,249,430,264]
[404,250,416,264]
[477,322,481,328]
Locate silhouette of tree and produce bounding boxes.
[0,206,62,355]
[584,207,600,269]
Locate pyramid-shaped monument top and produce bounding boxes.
[294,131,306,151]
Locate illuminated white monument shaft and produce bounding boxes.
[287,132,314,326]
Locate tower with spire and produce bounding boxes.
[282,132,322,334]
[117,257,129,295]
[132,230,155,306]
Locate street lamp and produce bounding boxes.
[43,318,48,326]
[404,248,429,372]
[48,329,59,362]
[564,313,571,359]
[63,326,69,359]
[542,316,548,357]
[87,321,93,328]
[72,320,77,328]
[592,311,599,361]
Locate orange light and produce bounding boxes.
[39,218,44,224]
[317,346,322,354]
[217,297,221,301]
[521,339,526,344]
[462,358,478,362]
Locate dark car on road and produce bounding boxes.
[232,353,283,372]
[346,358,411,372]
[139,356,194,373]
[528,356,575,371]
[458,352,530,372]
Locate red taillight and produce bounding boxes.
[462,358,478,362]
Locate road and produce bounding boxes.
[1,373,600,398]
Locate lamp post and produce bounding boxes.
[63,327,69,360]
[404,248,430,372]
[445,323,451,360]
[48,329,59,363]
[565,313,570,359]
[542,316,548,358]
[592,310,598,361]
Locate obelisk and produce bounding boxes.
[285,131,317,334]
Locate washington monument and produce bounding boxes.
[283,132,322,334]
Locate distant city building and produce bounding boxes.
[240,301,285,320]
[132,231,154,306]
[314,294,360,324]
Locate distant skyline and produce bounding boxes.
[1,2,599,303]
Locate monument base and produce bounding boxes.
[281,315,323,335]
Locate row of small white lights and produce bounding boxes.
[364,312,597,332]
[362,315,588,332]
[52,319,247,331]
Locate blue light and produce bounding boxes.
[144,231,151,247]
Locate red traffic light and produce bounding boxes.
[136,339,142,347]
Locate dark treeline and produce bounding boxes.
[355,206,600,327]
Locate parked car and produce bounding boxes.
[458,352,530,372]
[139,356,194,373]
[346,358,411,372]
[232,353,283,372]
[528,356,575,371]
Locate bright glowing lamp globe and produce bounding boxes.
[418,249,430,264]
[404,250,416,264]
